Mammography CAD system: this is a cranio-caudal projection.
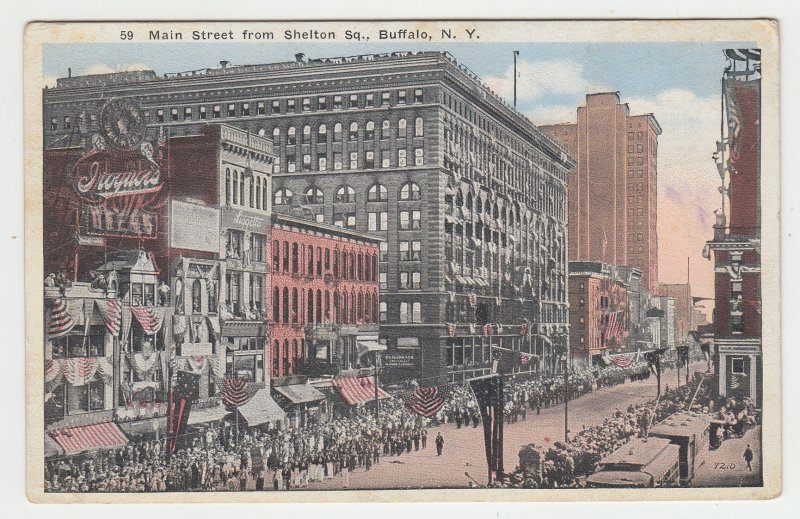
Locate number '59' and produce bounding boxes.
[120,31,134,40]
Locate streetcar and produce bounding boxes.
[649,411,711,484]
[586,436,681,488]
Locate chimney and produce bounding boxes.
[295,53,306,64]
[220,60,229,69]
[68,67,71,78]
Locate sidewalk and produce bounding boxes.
[692,425,762,487]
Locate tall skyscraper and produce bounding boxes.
[541,92,661,293]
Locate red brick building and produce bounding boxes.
[706,50,762,405]
[541,93,661,294]
[268,213,381,379]
[568,261,629,367]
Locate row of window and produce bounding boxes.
[271,118,424,145]
[274,147,424,173]
[271,286,379,325]
[226,231,267,262]
[272,338,305,378]
[224,168,269,210]
[224,271,265,318]
[272,239,379,283]
[276,182,421,206]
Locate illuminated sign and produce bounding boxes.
[81,205,158,239]
[74,150,162,199]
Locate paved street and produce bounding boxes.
[693,425,762,487]
[304,363,708,490]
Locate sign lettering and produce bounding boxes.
[81,205,158,238]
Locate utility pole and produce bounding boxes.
[564,341,570,443]
[374,352,381,420]
[513,50,519,110]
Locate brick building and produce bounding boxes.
[706,50,762,405]
[42,51,574,385]
[659,282,694,345]
[541,93,661,294]
[568,261,629,367]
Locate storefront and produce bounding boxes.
[272,377,326,428]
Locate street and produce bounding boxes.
[303,363,707,490]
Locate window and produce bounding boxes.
[399,241,410,260]
[368,183,387,202]
[227,272,241,315]
[200,106,207,119]
[318,156,327,171]
[397,118,407,138]
[242,103,250,116]
[317,124,327,142]
[50,117,57,131]
[287,126,297,145]
[411,240,421,260]
[210,105,220,119]
[335,185,356,203]
[412,302,422,323]
[227,230,244,258]
[379,272,387,291]
[365,121,375,140]
[271,100,280,114]
[250,233,265,263]
[368,211,388,231]
[302,125,311,144]
[628,131,634,140]
[398,90,407,104]
[287,99,296,112]
[334,210,356,229]
[318,96,327,110]
[333,95,342,109]
[349,122,358,140]
[349,151,358,169]
[349,94,358,108]
[333,123,342,142]
[257,101,265,115]
[627,144,634,153]
[333,152,343,170]
[381,120,391,139]
[155,110,163,123]
[365,151,374,168]
[366,93,374,107]
[304,187,324,204]
[227,103,236,117]
[414,148,424,166]
[379,302,387,322]
[250,274,264,309]
[287,155,296,172]
[379,241,388,262]
[732,357,746,375]
[400,302,410,323]
[184,107,192,119]
[398,149,407,167]
[381,150,391,168]
[302,98,311,112]
[273,188,293,206]
[415,118,424,137]
[414,88,423,103]
[399,182,421,200]
[382,92,391,106]
[400,210,421,230]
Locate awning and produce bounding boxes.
[455,275,467,285]
[274,383,326,404]
[187,405,229,425]
[49,421,129,455]
[332,375,389,406]
[357,340,387,355]
[238,388,286,426]
[117,416,168,437]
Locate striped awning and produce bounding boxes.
[332,375,389,406]
[49,421,128,455]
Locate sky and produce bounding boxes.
[43,40,755,310]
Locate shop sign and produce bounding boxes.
[383,352,416,368]
[81,204,158,239]
[224,208,266,232]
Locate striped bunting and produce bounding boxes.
[47,298,75,339]
[218,377,259,407]
[332,375,389,406]
[95,299,122,337]
[607,352,636,369]
[406,386,447,417]
[128,306,164,335]
[49,421,128,455]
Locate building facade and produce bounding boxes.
[568,261,629,367]
[43,51,574,385]
[659,282,694,345]
[706,50,762,405]
[541,93,661,294]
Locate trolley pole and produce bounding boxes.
[374,353,380,420]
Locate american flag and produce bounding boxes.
[95,299,122,337]
[406,386,448,417]
[47,298,76,339]
[167,370,200,453]
[129,306,164,334]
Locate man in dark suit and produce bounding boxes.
[435,432,445,456]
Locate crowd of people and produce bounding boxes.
[44,362,689,493]
[495,372,754,489]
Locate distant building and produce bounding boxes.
[705,50,762,405]
[541,93,661,293]
[659,283,693,345]
[658,296,676,349]
[568,261,629,367]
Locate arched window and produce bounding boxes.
[324,290,330,322]
[365,121,375,140]
[249,176,255,207]
[364,292,371,322]
[333,123,342,142]
[282,287,289,323]
[333,290,340,323]
[348,121,358,140]
[316,289,322,324]
[350,290,356,323]
[333,250,339,279]
[302,124,311,144]
[399,181,421,201]
[335,185,356,203]
[342,252,348,280]
[291,243,299,273]
[283,340,290,376]
[349,252,355,279]
[225,168,232,205]
[397,118,407,138]
[307,289,314,323]
[476,196,483,214]
[466,192,473,210]
[273,188,293,206]
[342,291,349,323]
[287,126,297,145]
[415,117,424,137]
[317,124,327,142]
[291,287,299,323]
[232,169,239,205]
[192,279,202,314]
[357,292,364,322]
[304,187,324,204]
[316,246,323,276]
[273,340,280,377]
[367,183,388,202]
[272,287,280,322]
[456,189,464,207]
[272,127,280,143]
[307,245,314,275]
[255,177,262,209]
[381,120,391,139]
[238,171,244,205]
[261,178,267,210]
[357,253,363,280]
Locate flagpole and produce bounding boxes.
[513,50,518,110]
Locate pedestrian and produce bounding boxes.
[435,432,444,456]
[743,444,754,471]
[421,429,428,449]
[255,467,265,491]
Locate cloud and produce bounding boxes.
[483,59,608,104]
[81,62,151,76]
